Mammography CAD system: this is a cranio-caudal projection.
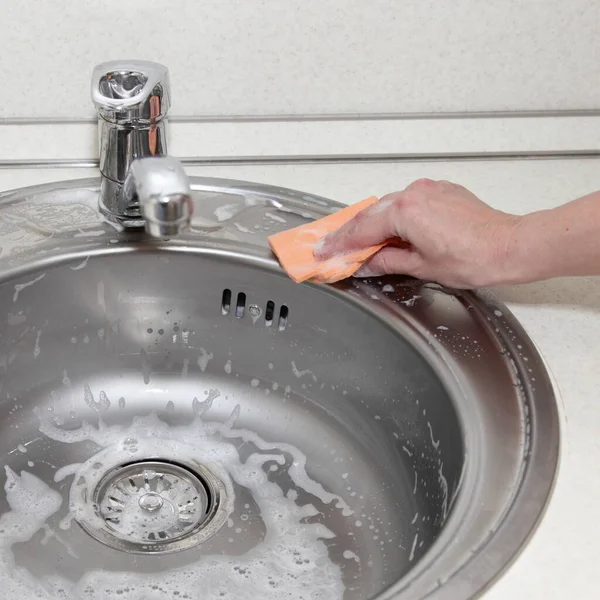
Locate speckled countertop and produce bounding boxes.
[0,158,599,599]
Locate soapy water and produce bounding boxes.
[213,203,242,222]
[13,273,46,303]
[0,468,63,599]
[0,391,356,599]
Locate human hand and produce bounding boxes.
[314,179,522,289]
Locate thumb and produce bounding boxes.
[314,197,399,259]
[353,247,422,278]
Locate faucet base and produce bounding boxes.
[98,178,145,231]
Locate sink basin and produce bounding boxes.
[0,177,559,599]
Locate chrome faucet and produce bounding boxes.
[91,60,193,237]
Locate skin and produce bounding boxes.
[314,178,600,289]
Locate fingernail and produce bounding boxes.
[353,265,377,278]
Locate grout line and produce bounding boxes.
[1,150,600,169]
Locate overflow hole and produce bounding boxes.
[236,293,247,319]
[221,289,232,316]
[278,305,289,331]
[265,300,275,326]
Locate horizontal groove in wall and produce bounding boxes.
[2,114,600,163]
[2,150,600,169]
[2,108,600,125]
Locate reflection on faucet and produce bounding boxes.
[121,157,193,238]
[91,60,193,237]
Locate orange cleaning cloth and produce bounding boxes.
[268,196,384,284]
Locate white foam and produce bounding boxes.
[74,229,105,238]
[83,385,111,412]
[197,348,214,372]
[342,550,360,563]
[233,222,253,234]
[13,273,45,303]
[0,468,64,597]
[54,463,83,483]
[408,532,418,561]
[213,203,242,222]
[265,211,287,224]
[427,421,440,450]
[24,392,349,598]
[401,295,421,308]
[69,256,90,271]
[291,361,318,382]
[33,329,42,358]
[438,461,449,522]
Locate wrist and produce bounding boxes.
[493,211,552,286]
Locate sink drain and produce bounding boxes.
[97,460,214,544]
[71,452,231,554]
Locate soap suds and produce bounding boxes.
[401,295,421,308]
[233,222,253,234]
[427,421,440,450]
[342,550,360,563]
[408,532,418,561]
[33,329,42,359]
[265,211,287,224]
[69,256,90,271]
[213,203,242,222]
[25,393,349,599]
[291,361,318,382]
[197,349,214,372]
[438,462,449,523]
[0,467,63,597]
[13,273,46,303]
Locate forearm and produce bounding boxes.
[503,191,600,284]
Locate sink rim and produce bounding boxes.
[0,175,561,600]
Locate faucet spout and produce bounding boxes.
[91,60,193,237]
[121,157,193,238]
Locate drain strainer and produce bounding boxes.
[71,450,231,554]
[97,460,214,544]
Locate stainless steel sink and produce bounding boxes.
[0,175,559,599]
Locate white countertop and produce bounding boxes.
[1,159,599,598]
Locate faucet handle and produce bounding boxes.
[91,60,170,124]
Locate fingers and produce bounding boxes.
[353,247,423,278]
[314,195,401,259]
